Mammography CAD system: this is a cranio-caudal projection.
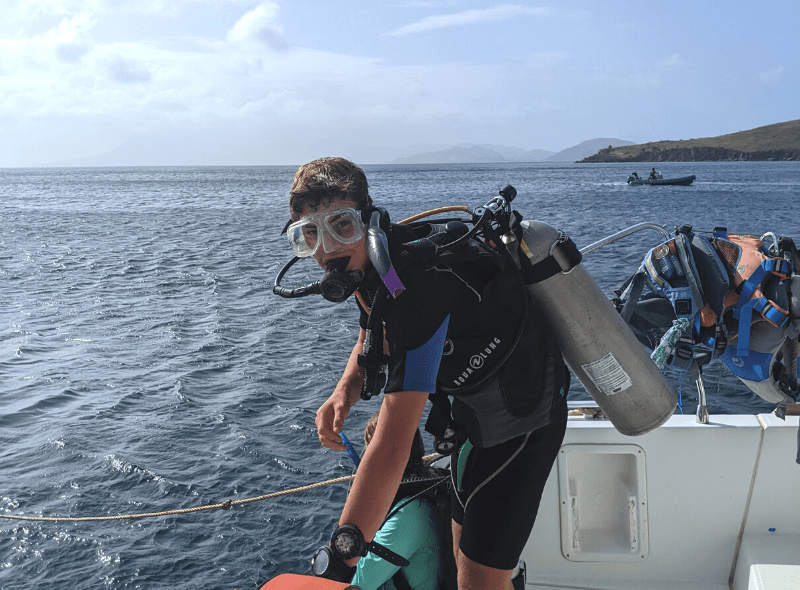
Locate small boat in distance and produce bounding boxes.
[627,171,696,186]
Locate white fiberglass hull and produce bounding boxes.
[512,408,800,590]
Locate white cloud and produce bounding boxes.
[759,65,783,83]
[11,0,228,18]
[0,12,95,75]
[386,4,551,36]
[227,3,288,51]
[106,56,152,83]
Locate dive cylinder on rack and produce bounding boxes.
[513,220,677,436]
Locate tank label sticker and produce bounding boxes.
[581,353,633,396]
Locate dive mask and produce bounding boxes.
[286,207,365,258]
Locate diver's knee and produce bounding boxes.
[456,549,514,590]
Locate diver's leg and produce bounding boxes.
[452,520,461,566]
[457,550,514,590]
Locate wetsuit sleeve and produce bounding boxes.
[382,269,459,394]
[350,500,437,590]
[387,314,450,394]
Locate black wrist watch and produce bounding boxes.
[330,524,410,567]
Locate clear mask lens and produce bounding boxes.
[287,207,364,257]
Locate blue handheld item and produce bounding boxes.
[339,431,360,468]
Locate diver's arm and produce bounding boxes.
[315,329,366,451]
[339,389,429,565]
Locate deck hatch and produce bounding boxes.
[557,443,649,562]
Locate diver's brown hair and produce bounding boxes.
[289,157,372,220]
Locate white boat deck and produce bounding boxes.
[517,410,800,590]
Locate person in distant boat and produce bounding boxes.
[649,168,658,180]
[282,157,568,590]
[631,172,640,180]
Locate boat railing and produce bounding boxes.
[580,222,671,255]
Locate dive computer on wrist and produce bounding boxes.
[330,524,410,567]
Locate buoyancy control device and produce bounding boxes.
[354,187,678,438]
[618,225,800,412]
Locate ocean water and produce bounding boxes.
[1,161,799,589]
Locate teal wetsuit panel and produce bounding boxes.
[351,498,441,590]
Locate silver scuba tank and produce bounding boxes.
[511,220,677,436]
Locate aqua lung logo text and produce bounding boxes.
[453,338,501,386]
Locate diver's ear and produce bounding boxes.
[361,206,391,231]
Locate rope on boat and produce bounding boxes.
[0,454,442,524]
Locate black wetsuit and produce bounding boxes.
[356,223,568,569]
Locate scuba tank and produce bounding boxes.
[513,220,677,436]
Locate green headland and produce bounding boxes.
[580,119,800,163]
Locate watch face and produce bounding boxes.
[331,524,364,560]
[333,531,358,558]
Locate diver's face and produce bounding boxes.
[297,198,368,273]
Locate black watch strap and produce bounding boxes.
[331,524,410,567]
[366,540,410,567]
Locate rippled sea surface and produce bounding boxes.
[1,162,799,589]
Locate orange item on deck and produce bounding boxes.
[258,573,360,590]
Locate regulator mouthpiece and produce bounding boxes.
[272,256,362,302]
[318,257,363,302]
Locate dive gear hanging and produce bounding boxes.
[616,225,799,411]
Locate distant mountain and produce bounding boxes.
[580,120,800,162]
[392,145,508,164]
[389,139,637,164]
[546,138,635,162]
[457,143,556,162]
[519,149,557,162]
[390,143,558,164]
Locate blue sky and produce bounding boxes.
[0,0,796,166]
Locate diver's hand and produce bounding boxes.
[317,330,366,451]
[315,393,350,451]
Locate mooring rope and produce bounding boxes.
[0,454,442,523]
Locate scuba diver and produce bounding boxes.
[311,411,448,590]
[352,413,444,590]
[649,168,658,180]
[275,157,568,590]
